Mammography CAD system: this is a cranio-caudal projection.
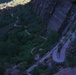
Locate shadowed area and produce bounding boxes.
[0,0,12,4]
[72,0,76,5]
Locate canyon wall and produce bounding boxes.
[31,0,75,34]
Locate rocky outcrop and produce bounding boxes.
[31,0,73,34]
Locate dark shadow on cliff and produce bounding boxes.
[72,0,76,5]
[0,0,12,4]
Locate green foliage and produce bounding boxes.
[46,30,60,44]
[0,67,5,75]
[0,1,46,69]
[0,0,60,72]
[0,21,9,28]
[31,67,41,75]
[47,64,59,75]
[40,30,60,57]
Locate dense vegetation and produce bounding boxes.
[0,0,60,72]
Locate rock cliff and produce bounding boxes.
[31,0,76,34]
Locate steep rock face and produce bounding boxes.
[31,0,73,33]
[31,0,57,24]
